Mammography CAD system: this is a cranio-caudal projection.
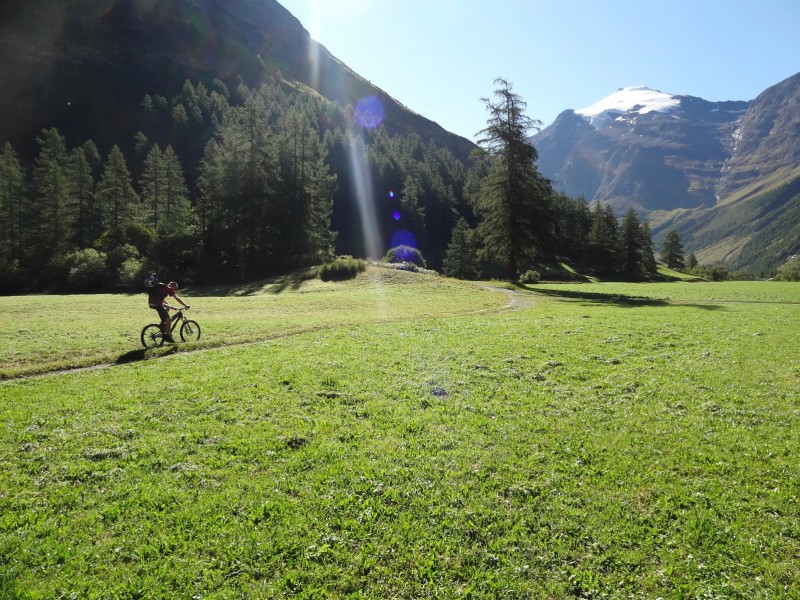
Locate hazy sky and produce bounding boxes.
[277,0,799,141]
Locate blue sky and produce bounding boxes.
[278,0,800,142]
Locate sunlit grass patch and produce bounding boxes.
[0,267,507,378]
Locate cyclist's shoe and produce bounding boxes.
[164,335,175,343]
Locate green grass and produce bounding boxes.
[0,268,505,379]
[1,271,799,598]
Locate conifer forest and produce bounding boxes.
[0,79,658,293]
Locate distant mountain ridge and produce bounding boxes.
[533,74,800,272]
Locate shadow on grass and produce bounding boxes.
[194,268,318,296]
[116,349,146,364]
[116,344,182,365]
[530,287,723,310]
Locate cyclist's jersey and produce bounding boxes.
[148,284,175,307]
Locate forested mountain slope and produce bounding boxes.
[0,0,474,161]
[0,0,481,291]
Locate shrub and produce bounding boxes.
[64,249,110,292]
[690,263,729,281]
[107,244,140,274]
[384,245,426,268]
[118,257,146,289]
[520,270,541,284]
[318,256,367,281]
[776,258,800,281]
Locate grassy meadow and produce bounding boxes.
[1,269,799,598]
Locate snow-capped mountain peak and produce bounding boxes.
[575,86,680,128]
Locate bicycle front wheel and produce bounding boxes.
[141,324,165,349]
[180,320,201,342]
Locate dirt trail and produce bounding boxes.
[481,285,537,311]
[4,286,537,381]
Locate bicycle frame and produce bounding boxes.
[161,309,186,335]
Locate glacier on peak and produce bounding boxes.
[575,86,680,128]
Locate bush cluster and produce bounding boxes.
[318,256,367,281]
[519,269,541,284]
[384,245,426,268]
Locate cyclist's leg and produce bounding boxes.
[152,304,171,336]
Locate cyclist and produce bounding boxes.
[147,280,189,343]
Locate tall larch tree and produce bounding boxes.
[140,144,166,232]
[97,145,140,240]
[0,142,26,263]
[661,228,685,270]
[619,207,644,276]
[68,141,100,250]
[32,128,71,260]
[587,203,619,273]
[475,78,551,281]
[639,221,658,274]
[161,145,193,234]
[443,216,481,280]
[198,84,278,274]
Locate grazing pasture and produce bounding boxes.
[1,270,799,598]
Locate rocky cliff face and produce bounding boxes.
[717,72,800,198]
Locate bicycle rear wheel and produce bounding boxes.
[141,324,165,349]
[180,320,201,342]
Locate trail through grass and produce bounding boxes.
[0,269,508,379]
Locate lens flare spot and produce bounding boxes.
[388,190,395,199]
[392,211,401,221]
[355,96,385,129]
[390,230,417,252]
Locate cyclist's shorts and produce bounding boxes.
[149,303,169,322]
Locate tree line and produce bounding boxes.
[0,77,664,293]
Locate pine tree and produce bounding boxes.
[587,203,618,273]
[552,194,592,261]
[162,146,193,233]
[639,221,658,274]
[686,252,698,271]
[475,78,551,281]
[97,146,140,239]
[619,207,643,275]
[140,144,166,231]
[443,217,480,279]
[661,229,685,270]
[0,142,26,262]
[197,139,223,251]
[32,128,71,258]
[68,142,99,249]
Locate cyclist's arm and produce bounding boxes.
[173,293,190,308]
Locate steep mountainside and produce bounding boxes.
[0,0,474,161]
[717,72,800,198]
[533,77,800,273]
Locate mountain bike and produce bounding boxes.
[140,307,201,349]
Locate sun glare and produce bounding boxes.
[346,131,382,260]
